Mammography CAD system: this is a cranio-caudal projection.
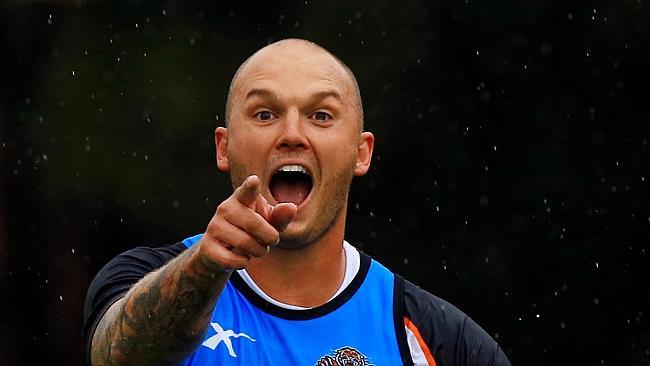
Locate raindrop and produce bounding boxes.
[59,295,63,301]
[71,248,75,254]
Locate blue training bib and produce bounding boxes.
[180,234,403,365]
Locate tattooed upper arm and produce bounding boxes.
[91,297,128,366]
[89,247,228,366]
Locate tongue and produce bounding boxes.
[271,180,310,205]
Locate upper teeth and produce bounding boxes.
[278,165,308,174]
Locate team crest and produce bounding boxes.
[315,346,373,366]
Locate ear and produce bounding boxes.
[354,131,374,176]
[215,127,230,172]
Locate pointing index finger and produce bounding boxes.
[234,175,261,208]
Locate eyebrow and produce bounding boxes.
[245,88,343,104]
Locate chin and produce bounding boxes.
[276,239,312,250]
[276,227,314,250]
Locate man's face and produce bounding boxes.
[216,41,373,249]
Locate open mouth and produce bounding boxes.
[269,165,313,206]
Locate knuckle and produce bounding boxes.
[216,200,231,215]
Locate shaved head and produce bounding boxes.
[224,38,364,129]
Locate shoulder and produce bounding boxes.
[83,241,187,341]
[400,278,511,366]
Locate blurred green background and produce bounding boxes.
[1,0,649,365]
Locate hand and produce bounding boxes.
[197,175,297,270]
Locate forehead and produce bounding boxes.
[231,43,354,99]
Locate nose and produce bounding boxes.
[276,109,308,151]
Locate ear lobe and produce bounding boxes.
[354,132,374,176]
[215,127,230,172]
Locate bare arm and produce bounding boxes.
[91,246,229,366]
[89,176,297,366]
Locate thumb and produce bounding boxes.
[268,203,297,231]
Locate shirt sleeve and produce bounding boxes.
[402,279,511,366]
[82,242,187,358]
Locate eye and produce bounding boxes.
[255,111,275,121]
[312,111,332,121]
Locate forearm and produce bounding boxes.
[90,245,231,366]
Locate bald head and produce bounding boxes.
[224,39,363,129]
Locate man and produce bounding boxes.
[84,38,511,366]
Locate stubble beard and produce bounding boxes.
[277,169,352,250]
[227,153,356,251]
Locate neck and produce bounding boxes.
[245,213,347,308]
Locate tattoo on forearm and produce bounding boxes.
[92,248,229,366]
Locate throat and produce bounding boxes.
[270,179,310,205]
[243,245,348,308]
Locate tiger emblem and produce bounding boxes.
[315,346,372,366]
